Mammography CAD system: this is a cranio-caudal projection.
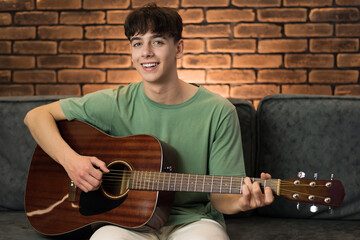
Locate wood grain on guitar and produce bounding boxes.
[25,120,345,236]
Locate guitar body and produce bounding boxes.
[25,120,176,236]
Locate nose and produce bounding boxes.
[141,43,154,58]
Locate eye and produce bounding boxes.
[153,40,164,46]
[132,42,141,47]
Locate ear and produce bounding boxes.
[176,39,184,59]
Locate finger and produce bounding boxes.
[260,172,271,179]
[264,186,274,205]
[90,157,110,173]
[252,182,265,206]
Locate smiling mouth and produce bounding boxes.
[141,62,159,69]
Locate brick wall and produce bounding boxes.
[0,0,359,105]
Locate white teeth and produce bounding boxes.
[142,63,158,68]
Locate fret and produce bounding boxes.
[202,175,205,192]
[211,176,214,192]
[187,174,190,192]
[220,176,223,193]
[180,174,184,192]
[194,175,198,192]
[229,177,233,193]
[167,173,171,191]
[240,177,243,194]
[174,173,177,191]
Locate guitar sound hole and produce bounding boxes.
[101,160,132,199]
[78,160,131,216]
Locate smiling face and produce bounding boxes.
[130,31,183,85]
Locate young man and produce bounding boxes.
[24,4,273,240]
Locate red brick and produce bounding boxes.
[107,10,132,24]
[285,54,334,68]
[258,39,307,53]
[202,85,229,98]
[309,70,358,83]
[37,0,81,9]
[84,0,129,9]
[0,71,11,82]
[13,70,56,83]
[230,84,279,99]
[183,24,231,38]
[310,8,359,22]
[233,55,282,68]
[337,53,360,67]
[258,70,307,83]
[38,26,83,39]
[0,41,11,54]
[206,9,254,22]
[59,40,104,53]
[0,56,34,69]
[310,38,358,52]
[0,0,34,11]
[178,69,206,84]
[83,84,119,95]
[14,41,57,54]
[37,55,83,68]
[336,24,360,37]
[15,11,58,25]
[285,24,333,37]
[85,55,131,68]
[183,39,205,53]
[284,0,332,6]
[233,0,280,7]
[282,85,332,95]
[58,69,105,83]
[36,84,81,96]
[0,27,35,40]
[0,13,12,25]
[335,85,360,96]
[182,0,228,7]
[108,70,142,83]
[179,9,204,24]
[105,40,130,54]
[258,8,307,22]
[183,54,231,68]
[207,39,256,53]
[336,0,360,5]
[234,23,282,38]
[132,0,178,8]
[60,11,105,25]
[207,70,255,83]
[85,26,125,39]
[0,85,34,96]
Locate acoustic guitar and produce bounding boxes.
[25,120,345,236]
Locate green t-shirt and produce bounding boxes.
[60,81,245,227]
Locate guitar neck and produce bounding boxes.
[128,171,281,196]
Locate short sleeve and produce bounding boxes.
[59,89,117,133]
[208,108,246,178]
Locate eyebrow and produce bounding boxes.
[130,34,167,43]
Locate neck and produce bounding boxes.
[128,171,281,196]
[143,79,198,105]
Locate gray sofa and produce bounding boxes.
[1,94,359,240]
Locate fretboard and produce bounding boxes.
[129,171,280,195]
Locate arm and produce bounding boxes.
[210,173,274,214]
[24,101,109,192]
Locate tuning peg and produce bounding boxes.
[310,204,318,213]
[314,173,318,180]
[331,173,334,180]
[297,202,300,211]
[328,206,334,214]
[297,171,306,178]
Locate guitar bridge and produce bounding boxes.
[68,180,78,202]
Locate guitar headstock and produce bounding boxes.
[279,176,345,208]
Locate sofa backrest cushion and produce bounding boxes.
[256,94,360,220]
[0,96,67,210]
